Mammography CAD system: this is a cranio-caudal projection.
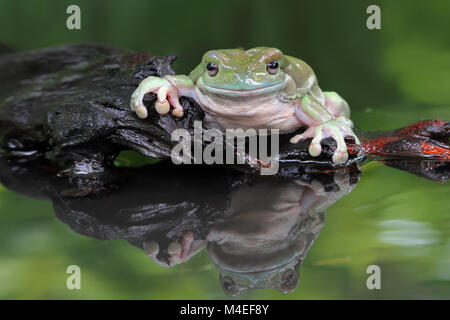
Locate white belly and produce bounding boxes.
[195,88,302,133]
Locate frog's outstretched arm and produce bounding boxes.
[283,56,359,164]
[130,74,196,119]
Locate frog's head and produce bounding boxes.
[206,233,304,297]
[194,47,290,96]
[217,262,301,297]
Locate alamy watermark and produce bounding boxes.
[366,5,381,30]
[66,5,81,30]
[66,265,81,290]
[170,121,280,175]
[366,265,381,290]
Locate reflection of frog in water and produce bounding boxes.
[142,169,359,295]
[131,48,359,164]
[205,173,358,296]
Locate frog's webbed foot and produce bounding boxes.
[144,231,201,267]
[290,116,360,164]
[295,166,356,194]
[294,169,360,214]
[166,231,195,265]
[308,171,355,197]
[130,76,184,119]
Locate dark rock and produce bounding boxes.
[0,44,362,194]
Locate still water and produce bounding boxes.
[0,147,448,299]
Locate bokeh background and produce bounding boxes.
[0,0,449,299]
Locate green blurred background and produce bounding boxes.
[0,0,449,299]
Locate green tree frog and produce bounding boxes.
[130,47,360,163]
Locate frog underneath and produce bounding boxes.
[130,47,359,163]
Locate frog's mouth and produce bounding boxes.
[197,77,289,98]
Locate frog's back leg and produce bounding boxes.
[323,92,351,119]
[284,55,325,105]
[284,56,350,119]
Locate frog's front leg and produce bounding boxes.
[290,93,360,164]
[130,75,195,119]
[143,231,204,266]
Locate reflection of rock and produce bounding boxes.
[0,158,234,265]
[383,160,449,183]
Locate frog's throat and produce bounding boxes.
[196,76,290,98]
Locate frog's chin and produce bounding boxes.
[197,77,288,98]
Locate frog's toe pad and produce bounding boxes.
[172,108,184,118]
[135,105,148,119]
[155,101,170,114]
[309,142,322,157]
[332,149,349,164]
[143,240,160,257]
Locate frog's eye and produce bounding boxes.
[220,275,240,296]
[221,275,235,292]
[206,62,219,76]
[277,268,299,293]
[266,60,279,75]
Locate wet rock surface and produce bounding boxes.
[1,44,447,194]
[0,44,359,177]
